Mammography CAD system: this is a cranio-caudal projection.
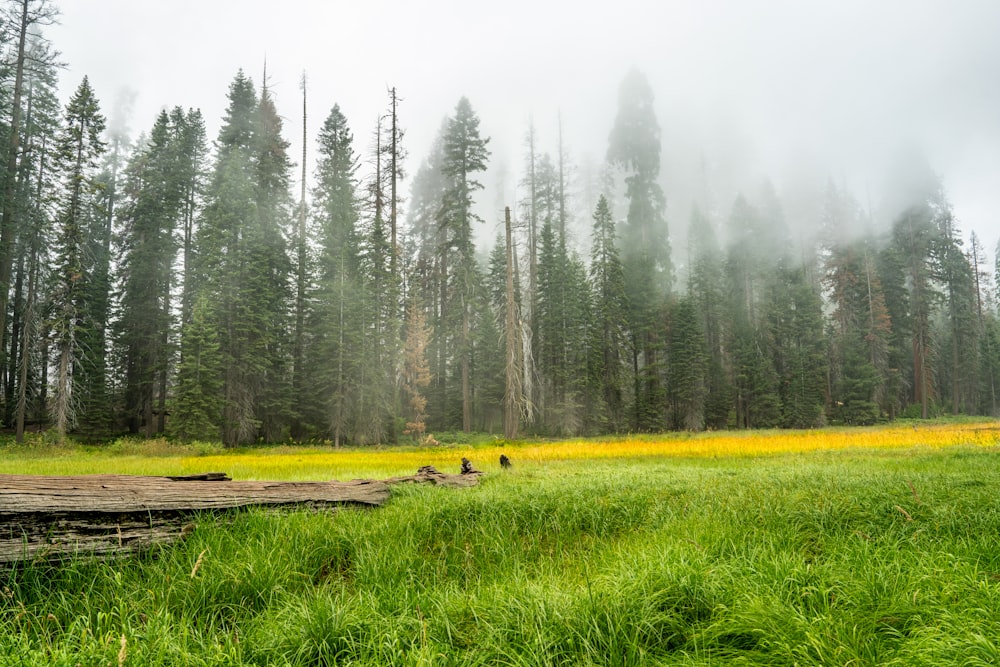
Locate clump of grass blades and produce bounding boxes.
[3,445,1000,665]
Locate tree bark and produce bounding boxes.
[0,0,32,384]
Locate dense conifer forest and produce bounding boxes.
[2,1,999,445]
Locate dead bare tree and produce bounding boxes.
[503,206,523,438]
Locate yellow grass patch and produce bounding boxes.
[182,421,1000,480]
[2,421,997,480]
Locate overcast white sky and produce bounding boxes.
[48,0,1000,254]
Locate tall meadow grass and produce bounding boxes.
[1,420,998,664]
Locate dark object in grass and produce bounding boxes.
[165,472,231,482]
[500,454,512,469]
[461,457,480,475]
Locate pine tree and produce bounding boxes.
[687,207,730,429]
[534,210,590,434]
[766,265,827,428]
[535,218,559,429]
[249,79,294,441]
[359,176,397,443]
[471,251,504,432]
[934,208,978,414]
[878,154,949,419]
[192,71,292,445]
[587,195,629,431]
[193,71,257,445]
[980,316,1000,417]
[823,234,892,425]
[290,75,309,440]
[12,47,60,441]
[309,103,363,445]
[607,68,671,293]
[0,0,58,393]
[888,204,940,418]
[437,97,489,432]
[177,108,208,329]
[405,127,450,427]
[970,232,997,416]
[607,68,670,430]
[168,296,222,441]
[666,296,707,430]
[877,241,910,419]
[527,139,589,433]
[50,76,106,440]
[117,109,194,436]
[724,194,780,428]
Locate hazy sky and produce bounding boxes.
[49,0,1000,252]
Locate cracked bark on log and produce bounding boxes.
[0,465,480,563]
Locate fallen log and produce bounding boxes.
[384,464,483,488]
[0,464,480,564]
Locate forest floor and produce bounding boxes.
[1,419,999,665]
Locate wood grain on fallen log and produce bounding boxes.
[0,465,480,564]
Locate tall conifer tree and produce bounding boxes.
[687,207,730,428]
[607,68,670,430]
[309,104,362,445]
[50,76,106,440]
[437,97,489,432]
[117,110,179,435]
[588,195,629,431]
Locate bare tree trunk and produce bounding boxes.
[437,252,448,428]
[5,248,25,417]
[389,87,399,281]
[292,74,308,439]
[462,297,471,433]
[557,113,567,243]
[526,123,538,424]
[503,207,520,439]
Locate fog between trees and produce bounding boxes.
[4,0,999,444]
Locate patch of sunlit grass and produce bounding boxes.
[2,420,994,480]
[3,420,1000,664]
[180,420,1000,480]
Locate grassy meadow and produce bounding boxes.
[2,420,1000,665]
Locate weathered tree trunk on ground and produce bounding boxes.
[1,466,481,563]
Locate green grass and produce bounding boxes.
[3,442,1000,664]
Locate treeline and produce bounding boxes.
[1,4,998,445]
